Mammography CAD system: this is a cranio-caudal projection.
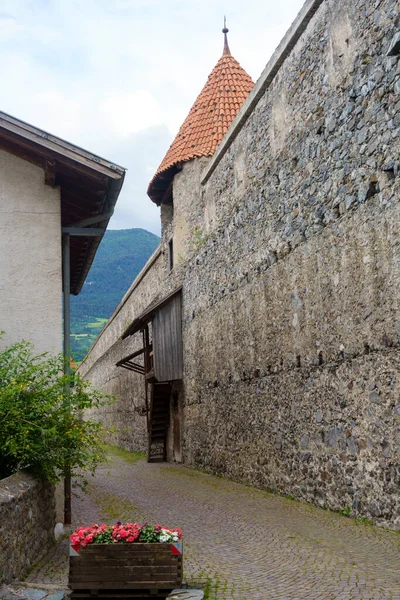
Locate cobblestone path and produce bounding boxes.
[26,448,400,599]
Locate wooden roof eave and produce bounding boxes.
[122,286,183,339]
[0,110,124,179]
[147,164,182,205]
[0,110,126,296]
[70,174,125,295]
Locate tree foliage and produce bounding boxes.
[0,338,112,483]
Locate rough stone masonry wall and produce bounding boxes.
[78,249,170,453]
[178,0,400,528]
[79,0,400,528]
[0,472,55,583]
[79,160,210,455]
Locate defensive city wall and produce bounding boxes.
[79,0,400,528]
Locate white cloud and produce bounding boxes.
[0,14,20,41]
[32,90,83,139]
[0,10,62,44]
[104,125,172,235]
[0,0,305,232]
[100,91,164,137]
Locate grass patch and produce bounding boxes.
[161,465,224,489]
[200,574,235,600]
[201,576,219,600]
[89,488,146,522]
[338,505,351,517]
[70,316,110,361]
[87,318,108,329]
[356,514,374,526]
[106,444,145,464]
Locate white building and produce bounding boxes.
[0,111,125,355]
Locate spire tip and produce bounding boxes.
[222,16,231,55]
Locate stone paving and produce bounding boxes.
[16,448,400,599]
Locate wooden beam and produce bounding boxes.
[62,227,104,236]
[116,348,145,366]
[0,128,114,184]
[73,211,114,228]
[44,158,57,187]
[119,363,145,375]
[0,111,124,179]
[160,181,173,205]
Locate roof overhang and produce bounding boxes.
[0,110,126,294]
[147,164,181,206]
[122,286,183,338]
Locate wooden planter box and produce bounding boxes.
[69,542,183,597]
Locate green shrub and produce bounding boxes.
[0,338,112,484]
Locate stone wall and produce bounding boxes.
[79,0,400,528]
[0,472,55,583]
[178,0,400,528]
[163,158,211,263]
[79,248,169,452]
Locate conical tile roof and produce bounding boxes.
[147,28,254,204]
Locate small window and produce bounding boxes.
[168,238,173,271]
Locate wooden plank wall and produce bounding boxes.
[152,294,183,382]
[69,543,182,591]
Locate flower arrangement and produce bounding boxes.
[70,522,182,547]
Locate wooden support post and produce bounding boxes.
[143,325,150,435]
[62,232,72,525]
[44,158,57,187]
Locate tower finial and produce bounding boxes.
[222,16,231,56]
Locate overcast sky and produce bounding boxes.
[0,0,305,235]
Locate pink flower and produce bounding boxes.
[70,521,182,547]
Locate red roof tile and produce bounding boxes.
[147,37,254,204]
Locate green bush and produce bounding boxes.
[0,338,112,484]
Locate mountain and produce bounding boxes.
[70,228,160,361]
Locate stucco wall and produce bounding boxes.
[80,0,400,528]
[0,472,55,583]
[0,149,62,354]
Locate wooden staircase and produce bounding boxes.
[147,383,171,462]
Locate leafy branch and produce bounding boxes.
[0,337,114,485]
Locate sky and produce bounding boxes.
[0,0,305,235]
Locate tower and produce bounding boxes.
[147,23,254,208]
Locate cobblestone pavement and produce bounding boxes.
[25,448,400,599]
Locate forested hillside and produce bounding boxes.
[71,228,160,361]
